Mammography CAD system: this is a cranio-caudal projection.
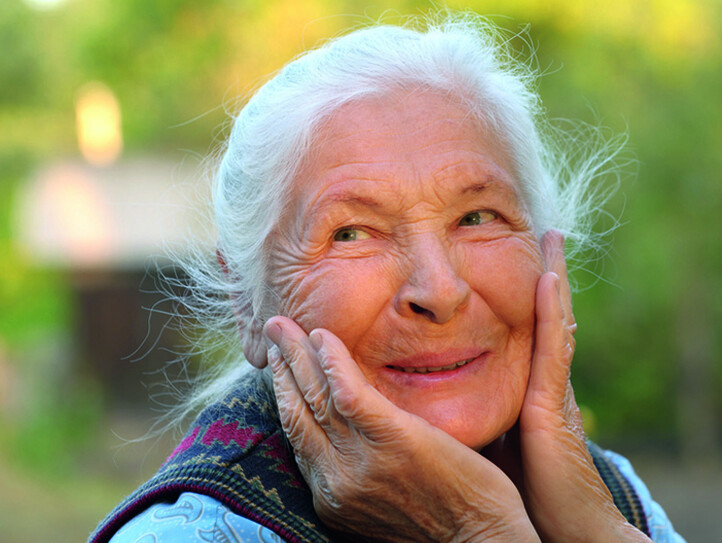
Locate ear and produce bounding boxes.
[217,250,268,369]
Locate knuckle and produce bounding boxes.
[561,339,575,361]
[325,468,367,512]
[313,476,355,523]
[306,384,330,416]
[331,381,372,419]
[278,402,307,442]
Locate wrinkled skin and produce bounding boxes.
[267,92,542,451]
[253,91,651,542]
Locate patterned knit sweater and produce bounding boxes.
[89,375,650,542]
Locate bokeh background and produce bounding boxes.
[1,0,720,541]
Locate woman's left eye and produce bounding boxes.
[458,211,497,226]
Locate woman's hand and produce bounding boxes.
[264,318,539,543]
[262,229,651,543]
[512,230,651,542]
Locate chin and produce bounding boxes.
[441,421,512,452]
[407,400,519,452]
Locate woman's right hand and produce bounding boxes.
[264,317,539,543]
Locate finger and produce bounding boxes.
[266,341,326,456]
[526,272,574,412]
[242,325,268,369]
[541,230,576,334]
[265,316,333,422]
[310,328,413,443]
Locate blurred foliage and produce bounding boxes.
[0,0,720,477]
[0,375,103,477]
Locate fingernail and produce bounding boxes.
[309,330,323,353]
[267,345,282,369]
[264,321,283,345]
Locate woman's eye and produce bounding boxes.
[333,228,371,242]
[458,211,497,226]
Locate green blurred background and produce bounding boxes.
[0,0,720,541]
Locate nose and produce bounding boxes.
[394,237,471,324]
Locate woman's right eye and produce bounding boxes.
[333,227,371,242]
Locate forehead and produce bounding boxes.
[322,92,509,166]
[291,90,519,207]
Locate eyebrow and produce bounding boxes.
[323,192,385,210]
[307,175,508,220]
[460,181,490,196]
[303,188,387,226]
[456,175,521,204]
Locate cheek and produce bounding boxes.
[275,257,397,350]
[462,236,543,325]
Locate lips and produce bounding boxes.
[387,357,475,374]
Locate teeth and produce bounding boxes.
[392,357,474,374]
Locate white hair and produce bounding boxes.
[157,12,627,431]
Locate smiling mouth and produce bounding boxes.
[387,357,475,374]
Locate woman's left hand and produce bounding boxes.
[508,230,651,542]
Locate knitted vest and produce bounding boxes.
[89,377,650,542]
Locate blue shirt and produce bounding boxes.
[109,448,685,543]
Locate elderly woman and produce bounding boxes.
[91,14,684,543]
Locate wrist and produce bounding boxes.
[450,515,540,543]
[610,520,654,543]
[585,503,653,543]
[537,511,653,543]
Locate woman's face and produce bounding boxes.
[268,91,545,450]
